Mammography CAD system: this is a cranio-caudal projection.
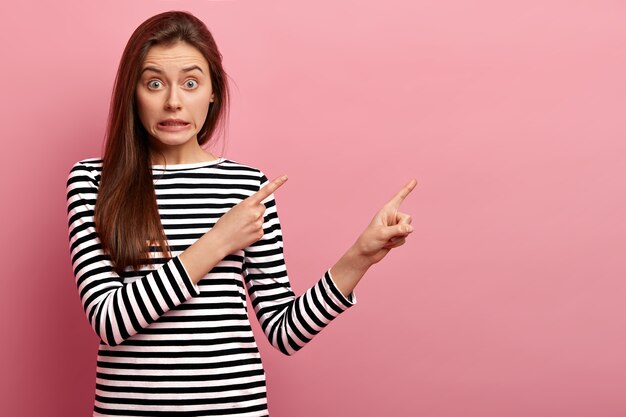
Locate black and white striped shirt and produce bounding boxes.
[65,157,356,416]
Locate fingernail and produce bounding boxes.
[406,225,413,233]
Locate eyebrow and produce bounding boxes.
[140,65,204,75]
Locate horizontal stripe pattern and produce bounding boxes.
[65,158,356,416]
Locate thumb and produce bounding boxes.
[380,223,413,241]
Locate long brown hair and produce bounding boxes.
[95,10,230,275]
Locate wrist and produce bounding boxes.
[344,244,375,273]
[344,239,376,271]
[203,228,231,259]
[329,245,372,298]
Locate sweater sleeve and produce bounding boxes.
[65,161,201,347]
[242,171,357,356]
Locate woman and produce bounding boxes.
[66,10,416,416]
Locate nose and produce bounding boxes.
[165,87,182,110]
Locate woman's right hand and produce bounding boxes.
[210,175,289,254]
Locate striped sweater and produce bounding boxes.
[65,157,356,416]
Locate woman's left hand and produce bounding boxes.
[329,179,417,298]
[352,179,417,266]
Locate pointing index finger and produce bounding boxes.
[249,175,288,204]
[389,179,417,206]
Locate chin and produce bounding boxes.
[151,133,196,146]
[159,139,195,147]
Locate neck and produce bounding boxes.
[149,145,218,166]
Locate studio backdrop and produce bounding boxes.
[0,1,625,416]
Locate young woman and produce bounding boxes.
[66,10,416,417]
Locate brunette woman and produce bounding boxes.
[66,10,415,416]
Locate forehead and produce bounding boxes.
[141,41,209,70]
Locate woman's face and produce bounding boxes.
[135,41,214,153]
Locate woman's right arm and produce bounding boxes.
[178,175,288,283]
[66,161,220,347]
[66,161,287,346]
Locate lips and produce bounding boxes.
[159,119,189,126]
[157,118,191,132]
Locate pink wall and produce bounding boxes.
[1,0,625,416]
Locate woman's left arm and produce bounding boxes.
[242,173,416,356]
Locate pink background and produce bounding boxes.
[1,0,625,416]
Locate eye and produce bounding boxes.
[185,79,199,88]
[147,80,162,89]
